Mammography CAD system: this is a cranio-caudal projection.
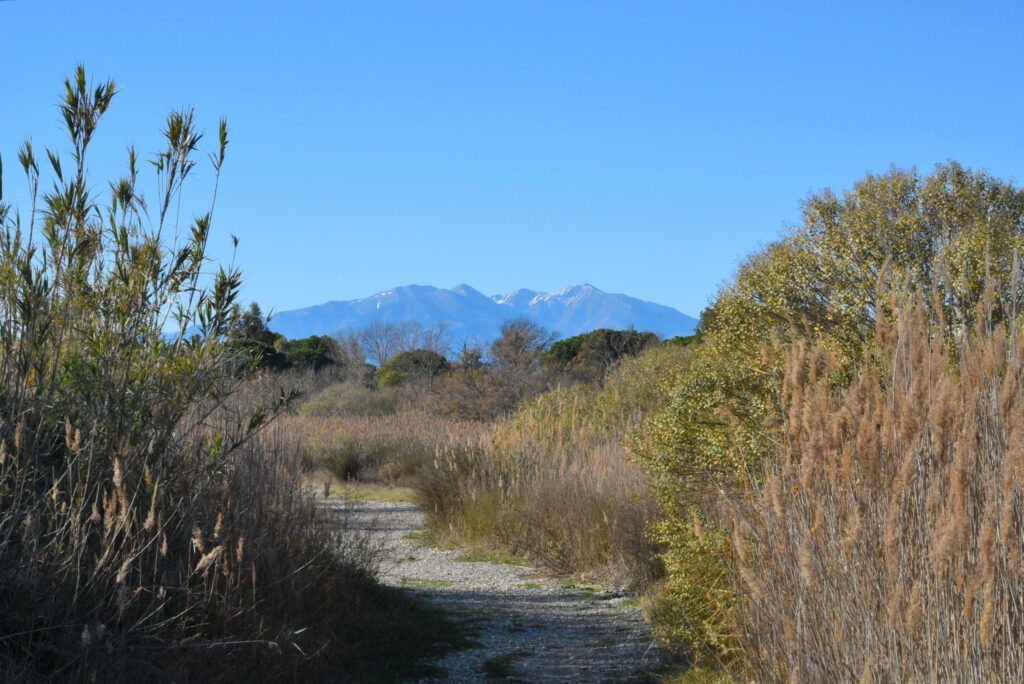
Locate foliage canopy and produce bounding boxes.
[540,328,660,383]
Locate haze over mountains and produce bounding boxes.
[267,284,698,344]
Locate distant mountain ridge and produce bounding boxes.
[267,284,697,344]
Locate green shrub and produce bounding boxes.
[280,334,335,370]
[376,348,450,388]
[300,381,397,417]
[541,328,661,383]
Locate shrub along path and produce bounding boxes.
[327,496,664,682]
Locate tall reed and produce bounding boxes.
[726,294,1024,681]
[0,66,441,681]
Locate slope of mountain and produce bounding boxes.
[268,284,697,344]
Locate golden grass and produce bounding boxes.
[329,482,418,504]
[286,348,688,589]
[421,427,659,586]
[416,347,690,588]
[664,666,734,684]
[723,296,1024,681]
[281,412,489,483]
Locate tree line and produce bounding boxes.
[227,305,665,419]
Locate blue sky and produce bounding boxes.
[4,1,1024,319]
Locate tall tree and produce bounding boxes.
[488,318,556,412]
[360,320,403,366]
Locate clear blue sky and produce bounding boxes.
[4,1,1024,319]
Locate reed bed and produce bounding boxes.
[724,297,1024,681]
[289,346,689,587]
[0,391,456,681]
[421,403,659,586]
[282,411,490,483]
[417,347,690,587]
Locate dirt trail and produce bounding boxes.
[331,497,664,682]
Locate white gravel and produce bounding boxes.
[329,497,665,683]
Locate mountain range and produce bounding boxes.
[267,284,698,344]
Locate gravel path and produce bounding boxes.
[329,497,664,682]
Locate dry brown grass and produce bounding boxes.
[287,347,688,588]
[415,347,690,587]
[282,412,489,484]
[0,380,468,681]
[421,411,659,587]
[724,295,1024,681]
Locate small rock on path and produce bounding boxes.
[330,497,664,683]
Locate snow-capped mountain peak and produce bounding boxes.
[492,288,539,308]
[268,284,697,344]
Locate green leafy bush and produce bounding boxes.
[541,328,660,383]
[377,348,449,388]
[280,334,335,370]
[300,381,397,417]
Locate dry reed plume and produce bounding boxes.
[423,408,659,585]
[0,67,454,681]
[726,294,1024,681]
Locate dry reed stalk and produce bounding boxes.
[726,296,1024,682]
